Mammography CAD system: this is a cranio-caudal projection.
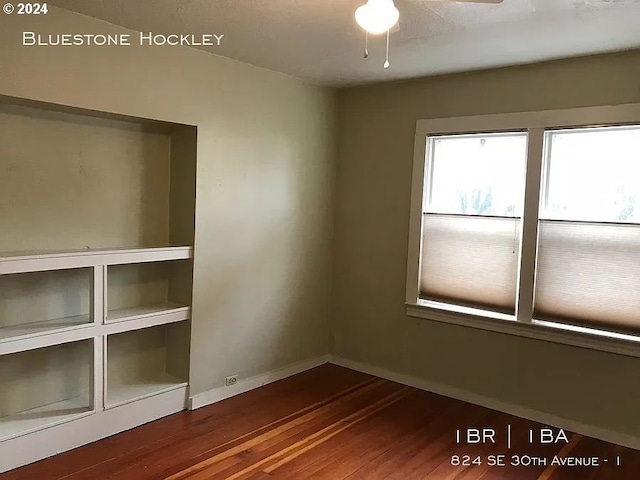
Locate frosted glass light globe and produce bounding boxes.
[355,0,400,35]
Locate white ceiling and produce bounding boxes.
[50,0,640,87]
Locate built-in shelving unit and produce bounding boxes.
[0,96,197,473]
[0,247,193,457]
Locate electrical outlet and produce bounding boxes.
[225,375,238,386]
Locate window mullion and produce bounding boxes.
[516,128,544,323]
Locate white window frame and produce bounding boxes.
[406,103,640,358]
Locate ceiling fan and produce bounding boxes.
[355,0,504,68]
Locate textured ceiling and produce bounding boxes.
[49,0,640,86]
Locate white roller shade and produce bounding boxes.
[420,214,520,314]
[534,220,640,333]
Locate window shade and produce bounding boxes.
[420,214,520,314]
[534,220,640,333]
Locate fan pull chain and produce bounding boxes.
[384,30,390,68]
[364,31,369,58]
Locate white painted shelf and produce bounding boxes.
[0,397,93,442]
[0,314,91,344]
[106,372,187,409]
[0,319,194,357]
[106,303,190,324]
[0,246,193,275]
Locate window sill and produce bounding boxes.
[406,300,640,359]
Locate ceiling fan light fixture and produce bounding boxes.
[355,0,400,35]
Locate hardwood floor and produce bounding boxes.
[2,364,639,479]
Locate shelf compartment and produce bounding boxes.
[106,322,189,408]
[107,371,187,408]
[0,103,196,257]
[106,260,192,325]
[0,341,93,441]
[0,396,93,442]
[0,269,93,344]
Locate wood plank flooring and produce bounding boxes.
[2,364,639,479]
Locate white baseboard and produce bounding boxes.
[188,355,331,410]
[330,355,640,451]
[1,386,187,474]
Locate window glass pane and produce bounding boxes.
[543,126,640,223]
[426,133,527,217]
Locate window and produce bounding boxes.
[420,133,527,314]
[535,126,640,334]
[406,104,640,354]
